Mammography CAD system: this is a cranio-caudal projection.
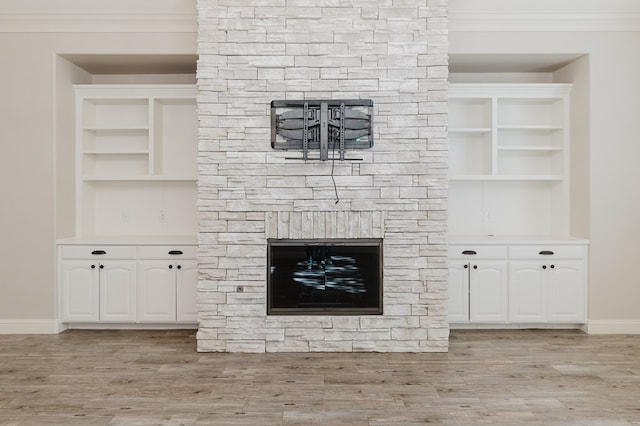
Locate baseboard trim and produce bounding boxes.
[0,320,66,334]
[586,320,640,334]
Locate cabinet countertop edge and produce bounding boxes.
[57,236,198,245]
[448,235,589,245]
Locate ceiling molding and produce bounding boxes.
[2,10,638,34]
[0,12,197,33]
[449,11,640,32]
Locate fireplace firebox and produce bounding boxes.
[267,239,383,315]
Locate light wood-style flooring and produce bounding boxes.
[1,329,639,425]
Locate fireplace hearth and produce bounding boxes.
[267,239,383,315]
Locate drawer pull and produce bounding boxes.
[91,250,106,255]
[168,250,183,255]
[461,250,477,255]
[539,250,554,256]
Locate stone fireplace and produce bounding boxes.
[196,0,449,352]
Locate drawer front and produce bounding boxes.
[61,245,137,260]
[448,245,508,260]
[138,245,197,259]
[509,245,586,260]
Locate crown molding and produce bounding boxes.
[0,11,197,33]
[2,9,637,34]
[449,11,640,32]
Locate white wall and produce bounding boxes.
[449,0,640,332]
[553,55,590,240]
[56,57,91,241]
[2,0,639,333]
[0,2,196,331]
[0,0,192,13]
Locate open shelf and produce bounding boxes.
[74,85,198,238]
[448,83,571,238]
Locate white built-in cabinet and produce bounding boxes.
[138,246,198,323]
[448,246,508,323]
[509,245,586,323]
[58,85,198,327]
[60,246,137,323]
[449,243,587,325]
[60,244,197,324]
[448,84,588,327]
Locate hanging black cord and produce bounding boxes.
[331,132,340,204]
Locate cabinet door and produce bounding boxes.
[509,262,546,322]
[547,261,585,322]
[61,262,99,322]
[469,261,508,322]
[138,261,177,322]
[99,262,137,322]
[448,261,470,322]
[176,261,198,322]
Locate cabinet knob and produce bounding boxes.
[542,265,547,269]
[473,265,478,269]
[539,250,554,256]
[550,264,555,269]
[91,250,106,255]
[168,250,183,255]
[99,265,104,269]
[91,265,96,269]
[177,265,182,270]
[462,250,477,255]
[464,264,468,269]
[169,265,173,269]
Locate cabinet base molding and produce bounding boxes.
[586,320,640,335]
[0,320,66,334]
[450,323,587,332]
[450,322,640,335]
[63,323,198,331]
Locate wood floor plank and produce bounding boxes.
[1,329,640,425]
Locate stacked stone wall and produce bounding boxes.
[197,0,449,352]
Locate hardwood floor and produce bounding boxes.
[1,329,639,425]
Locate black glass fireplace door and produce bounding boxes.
[267,239,383,315]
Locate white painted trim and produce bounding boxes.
[65,323,198,330]
[449,11,640,32]
[2,10,636,34]
[0,12,197,33]
[450,323,586,331]
[0,320,66,334]
[586,320,640,334]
